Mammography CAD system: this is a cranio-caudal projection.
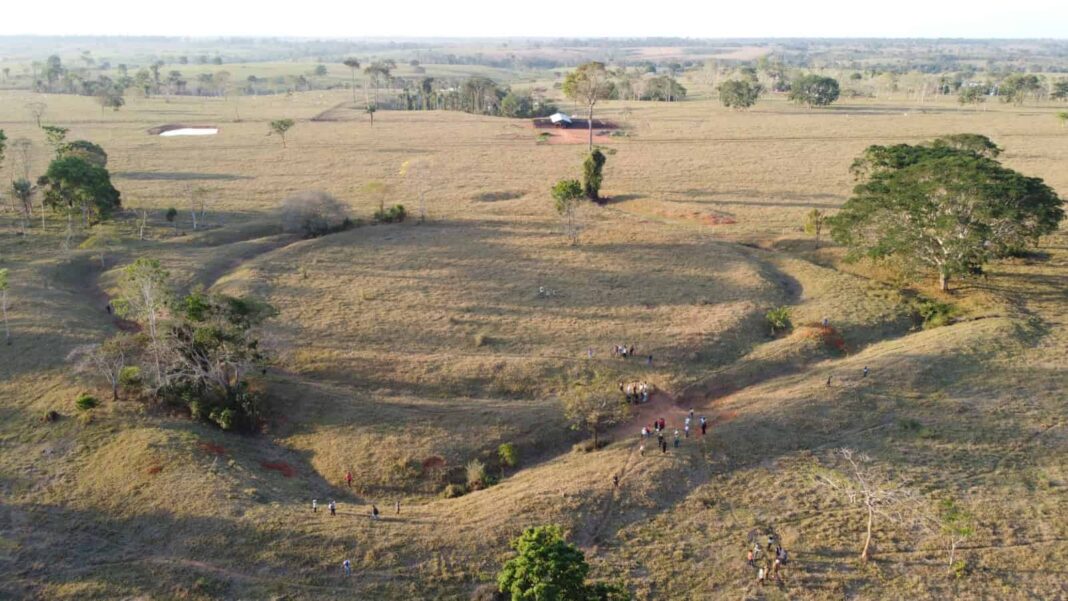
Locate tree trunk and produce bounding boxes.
[861,505,874,562]
[948,541,956,568]
[592,426,599,449]
[2,290,9,345]
[587,103,594,151]
[939,271,950,291]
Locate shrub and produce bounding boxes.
[118,365,141,388]
[374,204,407,223]
[165,207,178,222]
[765,306,792,336]
[582,149,607,201]
[466,459,487,490]
[210,407,237,431]
[442,483,467,498]
[281,190,351,237]
[914,299,959,329]
[572,438,609,453]
[75,393,99,411]
[498,443,518,478]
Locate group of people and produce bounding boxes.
[639,410,708,455]
[620,380,652,404]
[748,532,790,587]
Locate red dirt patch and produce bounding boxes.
[796,323,849,354]
[197,441,227,456]
[146,465,163,475]
[261,461,296,478]
[531,118,618,145]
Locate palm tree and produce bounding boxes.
[342,57,360,104]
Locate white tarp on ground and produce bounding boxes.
[159,128,219,137]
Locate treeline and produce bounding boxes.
[706,56,1068,109]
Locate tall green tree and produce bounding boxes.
[551,179,584,245]
[41,125,68,156]
[788,74,840,107]
[582,149,607,201]
[831,137,1064,290]
[563,62,615,151]
[268,119,295,147]
[497,525,591,601]
[114,258,171,389]
[38,155,121,227]
[717,79,763,109]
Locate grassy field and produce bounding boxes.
[1,72,1067,600]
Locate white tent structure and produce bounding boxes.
[549,112,573,127]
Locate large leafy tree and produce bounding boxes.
[560,369,630,449]
[717,79,763,109]
[38,155,121,226]
[563,62,615,151]
[788,74,840,107]
[831,136,1064,291]
[166,288,275,430]
[497,525,592,601]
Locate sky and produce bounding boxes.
[2,0,1066,39]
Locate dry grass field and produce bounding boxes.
[1,64,1067,600]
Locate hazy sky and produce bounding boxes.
[2,0,1066,38]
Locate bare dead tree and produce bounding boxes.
[138,209,148,241]
[814,448,917,562]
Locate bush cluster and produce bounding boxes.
[374,204,407,223]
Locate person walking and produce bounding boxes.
[661,439,668,454]
[613,474,620,488]
[826,374,832,387]
[342,559,352,576]
[684,417,691,438]
[329,500,337,516]
[312,499,318,513]
[345,470,353,488]
[700,416,707,436]
[747,549,755,567]
[395,500,400,515]
[371,504,380,520]
[646,354,653,366]
[863,366,869,378]
[757,566,766,586]
[639,441,645,456]
[673,429,680,448]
